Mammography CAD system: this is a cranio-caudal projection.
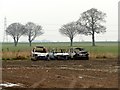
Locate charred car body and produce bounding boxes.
[69,47,89,60]
[31,46,89,60]
[49,49,70,60]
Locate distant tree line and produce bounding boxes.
[6,8,106,47]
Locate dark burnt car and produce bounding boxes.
[70,47,89,60]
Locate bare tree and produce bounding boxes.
[59,22,78,46]
[25,22,44,46]
[77,8,106,46]
[6,23,25,46]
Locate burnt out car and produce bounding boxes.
[31,46,49,60]
[49,49,70,60]
[69,47,89,60]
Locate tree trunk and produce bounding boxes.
[28,35,32,46]
[14,40,18,46]
[28,38,32,46]
[92,31,95,46]
[15,42,17,46]
[70,38,73,46]
[29,40,32,46]
[91,16,95,46]
[13,37,17,46]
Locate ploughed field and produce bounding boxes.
[2,59,118,88]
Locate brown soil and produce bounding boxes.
[1,59,119,89]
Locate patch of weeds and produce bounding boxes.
[96,55,107,59]
[2,58,5,60]
[16,56,27,60]
[12,58,17,60]
[12,56,28,60]
[2,58,11,60]
[103,55,107,58]
[6,58,11,60]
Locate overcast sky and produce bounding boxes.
[0,0,119,42]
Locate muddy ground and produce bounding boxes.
[1,59,119,89]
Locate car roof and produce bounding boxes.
[75,47,84,49]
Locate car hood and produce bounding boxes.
[54,53,69,56]
[32,52,48,56]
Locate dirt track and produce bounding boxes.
[2,59,119,88]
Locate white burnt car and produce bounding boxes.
[31,46,49,60]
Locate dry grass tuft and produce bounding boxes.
[89,52,118,60]
[2,51,30,60]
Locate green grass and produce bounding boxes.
[2,42,118,53]
[1,42,118,60]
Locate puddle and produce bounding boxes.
[78,76,83,79]
[0,82,23,87]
